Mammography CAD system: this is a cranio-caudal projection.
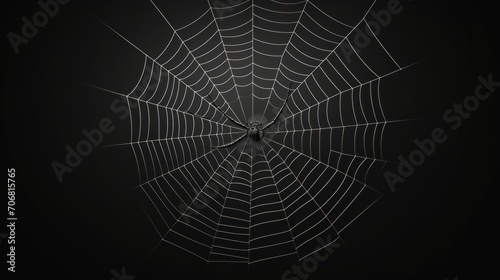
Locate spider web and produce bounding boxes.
[94,0,413,265]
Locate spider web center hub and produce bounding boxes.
[247,122,264,141]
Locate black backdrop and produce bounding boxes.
[3,0,498,279]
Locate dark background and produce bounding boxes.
[2,0,498,279]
